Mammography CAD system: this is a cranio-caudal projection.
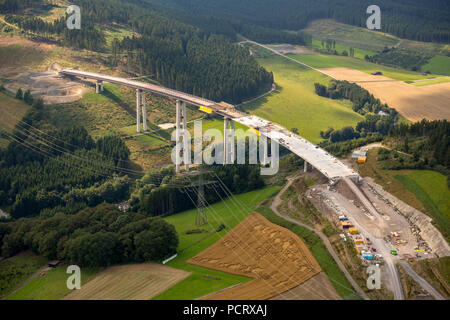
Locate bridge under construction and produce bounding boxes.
[60,68,359,182]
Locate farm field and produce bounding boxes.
[271,272,341,300]
[257,206,360,299]
[290,54,436,81]
[63,263,189,300]
[6,265,99,300]
[359,149,450,242]
[318,67,450,121]
[0,251,47,298]
[243,54,364,144]
[189,212,323,300]
[154,186,280,300]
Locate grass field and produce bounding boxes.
[63,263,189,300]
[359,149,450,242]
[153,186,280,300]
[0,251,47,298]
[6,265,100,300]
[290,54,435,81]
[256,206,360,299]
[0,90,31,147]
[303,19,450,57]
[410,77,450,87]
[394,171,450,238]
[421,56,450,76]
[0,42,46,68]
[242,54,364,144]
[304,19,398,52]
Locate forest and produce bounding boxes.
[389,120,450,170]
[0,203,179,267]
[314,80,398,155]
[148,0,450,44]
[365,48,430,72]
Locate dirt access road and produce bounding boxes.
[398,261,445,300]
[270,175,369,300]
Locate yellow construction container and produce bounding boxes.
[355,244,365,254]
[357,156,367,164]
[349,227,359,234]
[199,106,213,114]
[352,234,365,244]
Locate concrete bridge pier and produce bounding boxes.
[95,80,103,93]
[304,161,309,173]
[259,135,269,165]
[136,89,141,132]
[175,100,189,173]
[141,91,147,131]
[223,118,235,164]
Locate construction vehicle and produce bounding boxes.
[349,227,359,234]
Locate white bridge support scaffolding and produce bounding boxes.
[175,100,190,173]
[223,117,235,164]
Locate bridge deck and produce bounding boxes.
[61,69,359,180]
[60,69,218,108]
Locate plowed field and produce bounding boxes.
[188,212,322,300]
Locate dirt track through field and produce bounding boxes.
[63,263,190,300]
[188,212,324,300]
[319,67,450,122]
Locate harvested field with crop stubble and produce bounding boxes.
[63,263,190,300]
[319,67,450,122]
[188,212,322,300]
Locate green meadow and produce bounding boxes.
[6,266,100,300]
[243,54,364,144]
[394,170,450,241]
[421,56,450,76]
[0,251,47,298]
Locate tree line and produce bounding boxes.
[0,99,132,219]
[314,80,399,154]
[150,0,450,44]
[0,203,178,267]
